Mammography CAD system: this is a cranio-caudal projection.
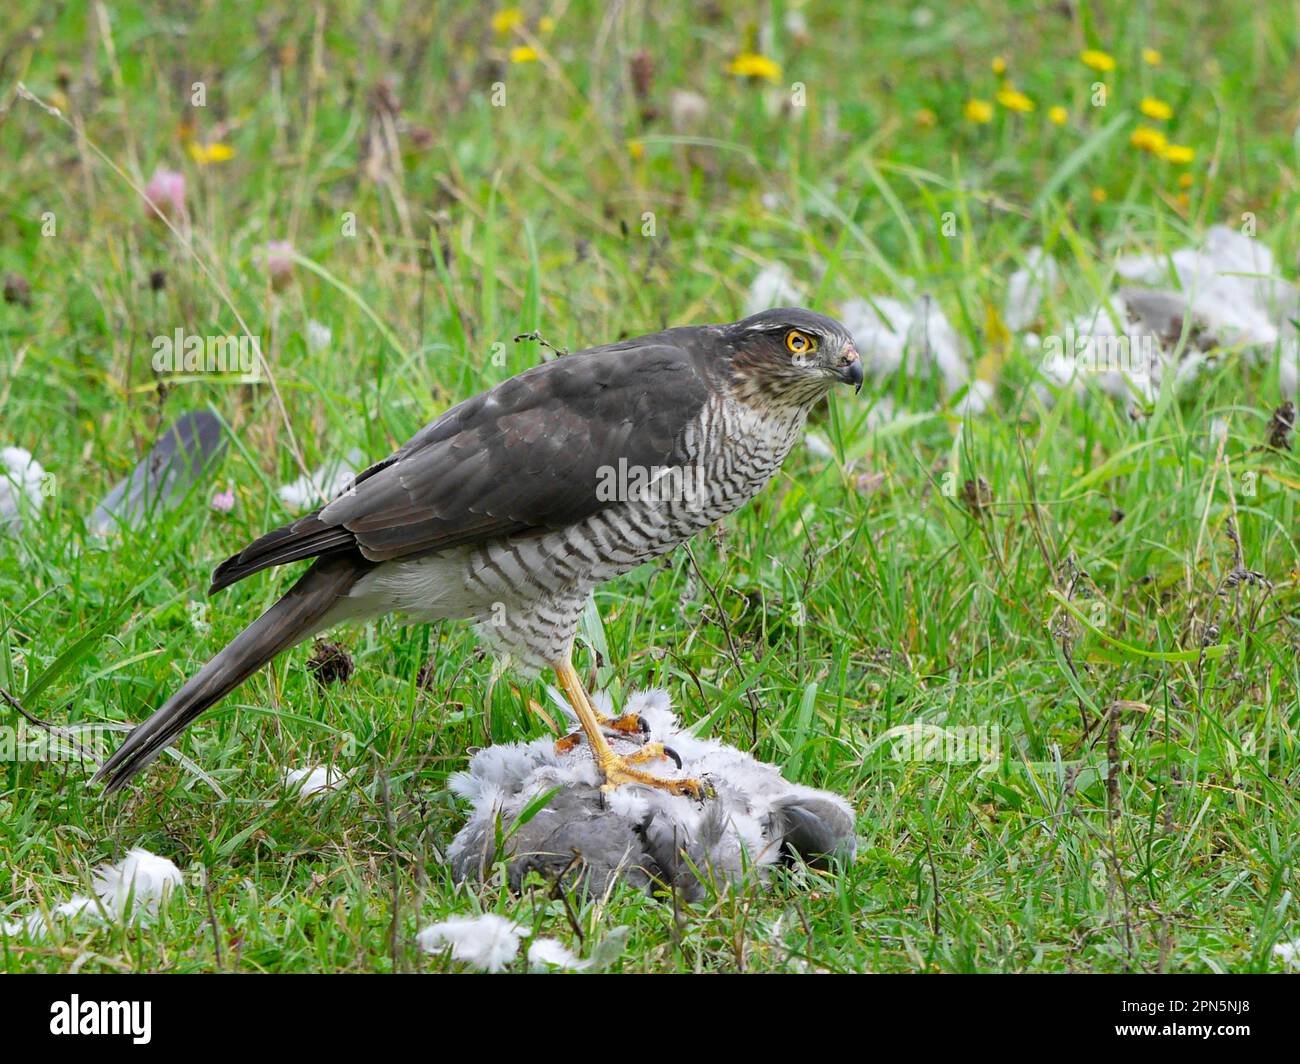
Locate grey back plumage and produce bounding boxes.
[209,332,717,591]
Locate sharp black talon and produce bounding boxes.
[662,745,683,770]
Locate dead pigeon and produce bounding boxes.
[448,688,856,901]
[1113,224,1300,395]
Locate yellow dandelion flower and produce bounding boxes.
[492,8,524,35]
[727,53,782,82]
[1140,97,1173,120]
[538,15,556,34]
[1142,47,1162,66]
[914,107,938,128]
[187,141,235,164]
[1080,49,1116,72]
[1176,191,1190,209]
[1129,125,1168,154]
[1178,172,1194,189]
[1091,187,1108,203]
[626,138,645,161]
[991,56,1007,76]
[509,45,538,63]
[964,98,994,124]
[1161,143,1196,164]
[996,87,1035,113]
[1048,105,1069,126]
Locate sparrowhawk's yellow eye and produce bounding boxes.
[785,329,817,356]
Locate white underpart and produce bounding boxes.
[415,914,528,972]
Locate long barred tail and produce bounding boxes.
[93,557,362,794]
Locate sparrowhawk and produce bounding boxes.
[94,307,864,797]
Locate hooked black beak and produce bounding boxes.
[837,347,864,394]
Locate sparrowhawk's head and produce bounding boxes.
[721,307,863,405]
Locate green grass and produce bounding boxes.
[2,0,1299,973]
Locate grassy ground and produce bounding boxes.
[2,0,1299,973]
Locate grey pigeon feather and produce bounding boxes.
[89,410,226,537]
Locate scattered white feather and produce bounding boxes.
[416,914,527,972]
[955,379,994,417]
[92,849,184,920]
[745,264,807,317]
[306,319,332,352]
[1004,247,1060,332]
[277,448,364,510]
[668,89,708,132]
[0,446,45,534]
[283,765,347,799]
[1274,941,1300,971]
[2,896,95,938]
[1280,336,1299,400]
[2,848,182,939]
[803,432,835,460]
[839,294,970,395]
[527,938,590,971]
[839,295,913,380]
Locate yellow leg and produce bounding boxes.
[553,707,647,754]
[553,657,704,799]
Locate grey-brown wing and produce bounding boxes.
[209,337,713,593]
